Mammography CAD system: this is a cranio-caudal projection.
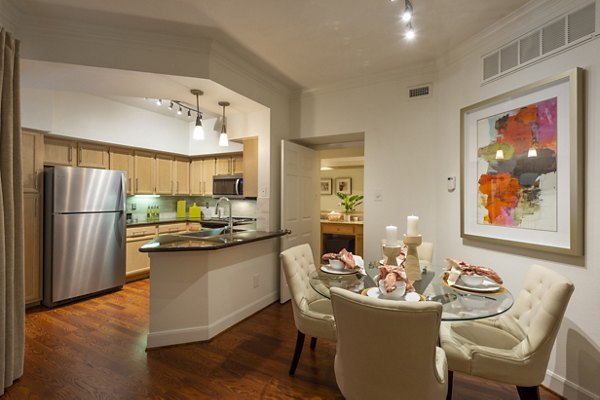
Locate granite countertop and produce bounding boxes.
[320,219,363,225]
[139,229,288,252]
[127,217,256,228]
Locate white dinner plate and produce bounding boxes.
[452,276,501,292]
[365,287,421,302]
[320,265,359,275]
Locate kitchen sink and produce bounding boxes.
[177,228,226,239]
[177,227,255,240]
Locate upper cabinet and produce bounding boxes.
[134,150,156,194]
[190,159,203,196]
[202,157,216,196]
[243,137,259,198]
[21,129,44,193]
[155,154,174,195]
[109,147,134,195]
[78,143,109,169]
[216,153,243,176]
[44,137,77,166]
[174,157,190,195]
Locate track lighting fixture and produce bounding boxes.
[191,89,205,141]
[156,98,162,106]
[406,22,415,39]
[168,101,174,110]
[218,101,230,147]
[177,106,182,115]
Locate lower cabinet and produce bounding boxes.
[126,225,157,282]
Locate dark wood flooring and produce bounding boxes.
[5,279,563,399]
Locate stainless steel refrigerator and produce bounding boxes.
[43,166,126,307]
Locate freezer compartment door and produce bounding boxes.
[49,212,126,303]
[51,166,125,213]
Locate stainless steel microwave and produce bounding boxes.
[213,174,244,198]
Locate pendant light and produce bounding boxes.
[191,89,205,141]
[402,0,413,22]
[218,101,230,147]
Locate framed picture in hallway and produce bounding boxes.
[320,178,332,195]
[460,68,584,255]
[335,178,352,195]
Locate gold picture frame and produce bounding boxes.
[460,68,584,255]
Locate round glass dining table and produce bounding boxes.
[309,263,514,321]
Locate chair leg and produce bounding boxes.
[310,337,317,350]
[516,386,540,400]
[446,370,453,400]
[289,330,306,376]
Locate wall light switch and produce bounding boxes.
[447,176,456,192]
[374,190,383,202]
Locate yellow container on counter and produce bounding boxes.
[189,202,201,220]
[176,200,187,219]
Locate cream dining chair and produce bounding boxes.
[280,244,336,376]
[330,287,448,400]
[440,264,574,400]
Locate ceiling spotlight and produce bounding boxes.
[218,101,230,147]
[168,101,174,110]
[156,98,162,106]
[402,0,413,22]
[406,22,415,39]
[177,106,182,115]
[187,109,192,118]
[191,89,205,141]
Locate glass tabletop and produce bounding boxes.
[309,263,514,321]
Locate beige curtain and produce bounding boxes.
[0,26,25,395]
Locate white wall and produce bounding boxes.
[300,1,600,398]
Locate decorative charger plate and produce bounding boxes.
[361,287,423,302]
[320,265,359,275]
[450,276,502,293]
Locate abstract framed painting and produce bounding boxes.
[460,68,584,255]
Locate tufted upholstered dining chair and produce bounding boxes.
[280,244,336,376]
[330,287,448,400]
[440,264,574,400]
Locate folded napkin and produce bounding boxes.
[378,265,415,293]
[322,248,358,270]
[445,258,503,284]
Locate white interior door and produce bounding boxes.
[280,140,320,303]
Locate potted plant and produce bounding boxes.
[336,192,364,220]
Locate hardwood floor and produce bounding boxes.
[7,279,563,399]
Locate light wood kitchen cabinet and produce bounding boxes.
[242,137,258,197]
[126,225,157,281]
[44,137,77,166]
[174,157,190,195]
[109,147,134,195]
[187,221,202,231]
[202,157,216,195]
[78,142,109,169]
[23,193,42,304]
[190,158,203,195]
[158,223,187,234]
[191,157,215,196]
[21,129,44,193]
[216,154,243,175]
[155,154,174,195]
[134,151,156,194]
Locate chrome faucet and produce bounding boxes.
[215,197,233,234]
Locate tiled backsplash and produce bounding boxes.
[126,196,256,223]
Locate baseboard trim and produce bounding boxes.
[545,370,600,400]
[147,291,278,349]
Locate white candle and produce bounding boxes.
[385,225,398,245]
[407,215,419,236]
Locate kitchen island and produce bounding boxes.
[140,229,287,348]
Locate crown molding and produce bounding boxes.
[301,60,437,97]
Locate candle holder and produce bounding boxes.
[382,243,403,266]
[403,234,422,281]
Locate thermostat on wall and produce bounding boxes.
[447,176,456,192]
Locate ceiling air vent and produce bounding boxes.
[500,42,519,72]
[542,18,566,54]
[481,1,595,82]
[568,2,595,43]
[483,52,500,80]
[519,31,540,64]
[408,84,431,99]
